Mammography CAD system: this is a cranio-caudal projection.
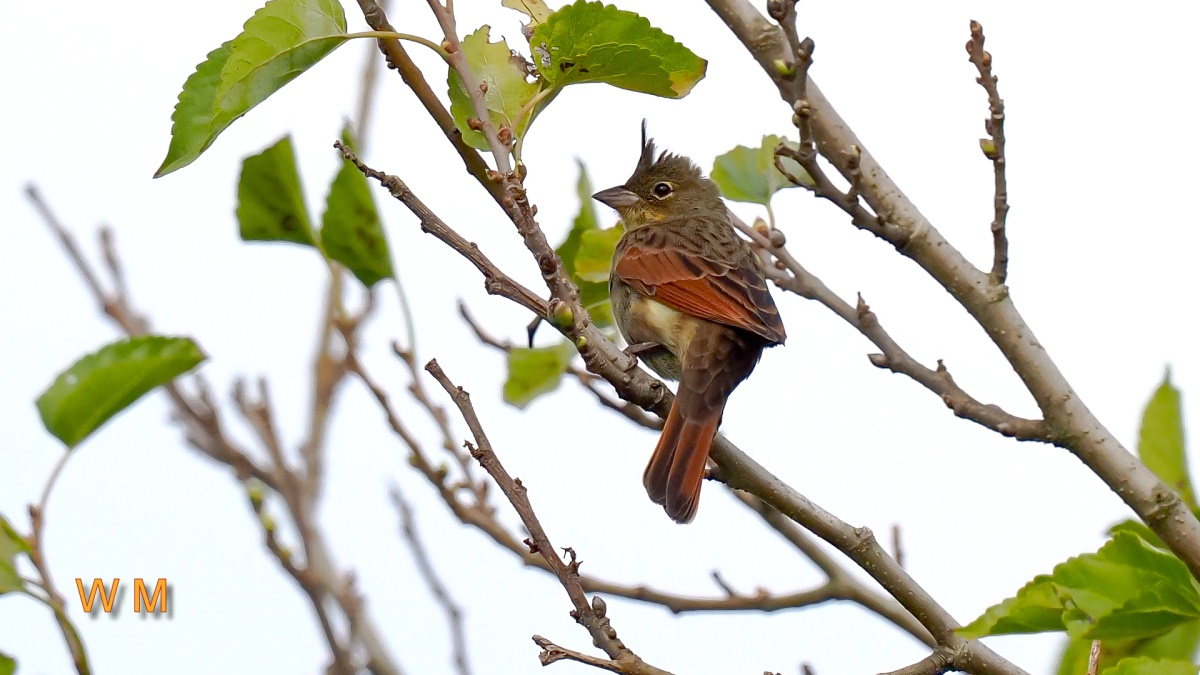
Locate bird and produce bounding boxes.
[592,123,786,523]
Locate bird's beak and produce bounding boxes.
[592,186,640,209]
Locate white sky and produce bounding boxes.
[2,1,1198,673]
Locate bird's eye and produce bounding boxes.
[652,182,673,198]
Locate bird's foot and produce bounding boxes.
[621,342,660,371]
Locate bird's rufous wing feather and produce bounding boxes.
[614,240,785,344]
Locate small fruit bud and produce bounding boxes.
[979,138,998,159]
[551,303,574,329]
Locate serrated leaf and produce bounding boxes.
[1111,519,1168,550]
[1140,371,1195,509]
[156,0,350,177]
[1104,657,1199,675]
[0,514,29,595]
[322,125,394,287]
[502,0,552,24]
[36,336,207,448]
[530,0,706,98]
[962,533,1200,641]
[504,341,575,409]
[959,576,1066,638]
[448,26,545,151]
[0,651,14,675]
[574,224,623,283]
[237,135,317,246]
[711,135,812,206]
[155,41,235,177]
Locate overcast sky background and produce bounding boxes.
[2,1,1198,673]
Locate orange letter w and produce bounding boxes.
[75,578,120,612]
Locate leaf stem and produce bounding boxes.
[346,31,450,61]
[512,84,557,161]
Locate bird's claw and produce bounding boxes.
[621,342,659,371]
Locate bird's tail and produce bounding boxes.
[642,400,720,524]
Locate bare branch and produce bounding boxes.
[704,0,1200,583]
[966,20,1010,285]
[26,451,91,675]
[425,360,671,675]
[878,647,956,675]
[334,143,548,317]
[391,487,473,675]
[730,213,1049,442]
[30,189,404,675]
[457,302,662,431]
[533,636,633,673]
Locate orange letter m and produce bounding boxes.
[75,578,119,612]
[134,578,167,613]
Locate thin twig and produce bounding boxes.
[533,636,629,673]
[390,487,473,675]
[26,451,91,675]
[425,0,512,172]
[966,20,1010,285]
[730,212,1049,442]
[425,360,671,675]
[29,187,403,675]
[334,143,548,316]
[705,0,1200,585]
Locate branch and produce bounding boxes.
[705,0,1200,583]
[351,0,502,203]
[26,452,91,675]
[879,647,957,675]
[336,128,1023,675]
[391,487,473,675]
[730,213,1048,442]
[425,0,513,172]
[965,20,1010,285]
[334,143,548,317]
[29,188,404,675]
[425,360,671,675]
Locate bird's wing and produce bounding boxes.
[614,228,786,344]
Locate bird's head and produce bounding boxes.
[592,121,722,229]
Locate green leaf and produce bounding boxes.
[448,26,545,151]
[237,135,317,246]
[556,160,598,279]
[155,41,235,177]
[530,0,706,98]
[554,162,618,328]
[1111,519,1168,550]
[0,514,29,595]
[574,224,623,283]
[1140,370,1195,509]
[1057,622,1200,675]
[36,336,207,448]
[504,341,575,409]
[322,125,395,287]
[156,0,350,177]
[962,533,1200,641]
[711,135,813,206]
[959,576,1066,638]
[1104,657,1199,675]
[0,651,14,675]
[502,0,552,24]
